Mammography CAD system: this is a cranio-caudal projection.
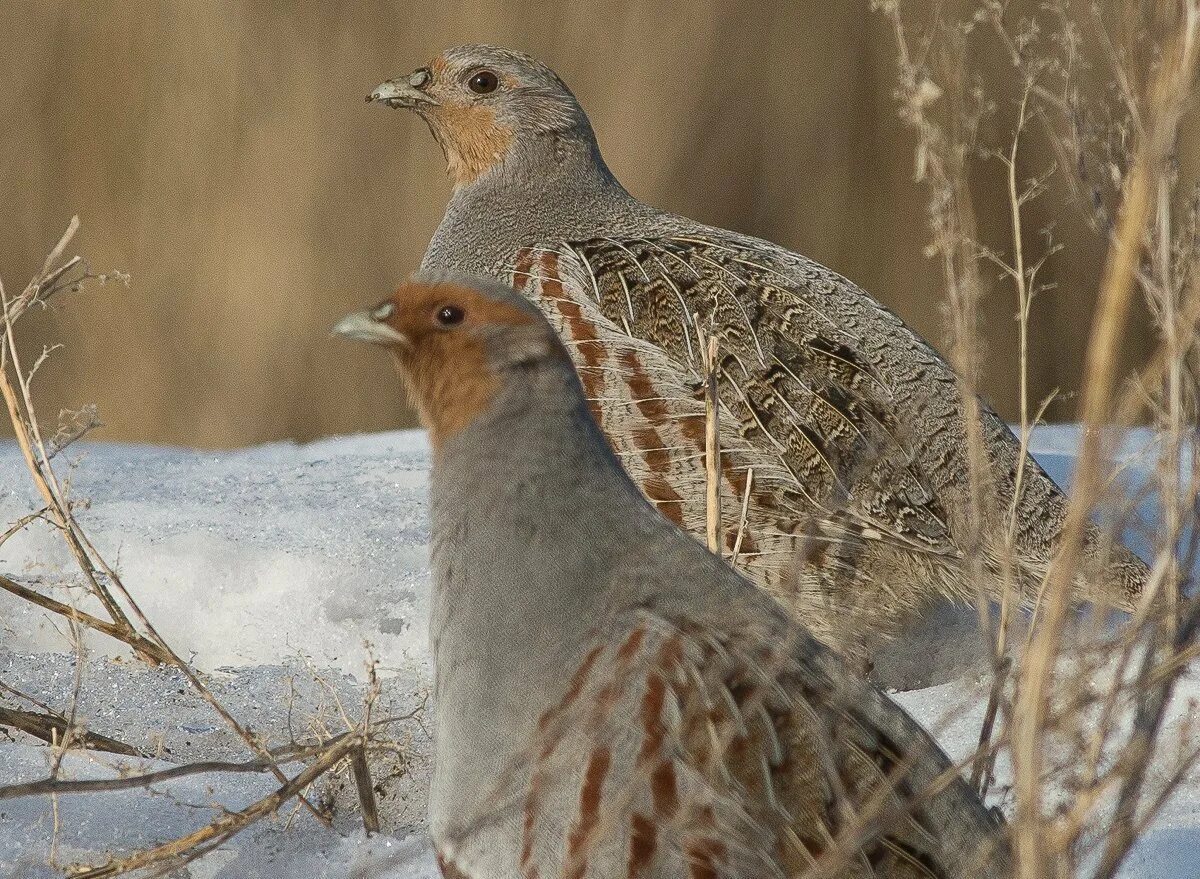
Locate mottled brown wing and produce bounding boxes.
[509,614,1009,879]
[506,241,959,617]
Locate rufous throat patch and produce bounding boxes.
[386,282,537,448]
[426,104,515,186]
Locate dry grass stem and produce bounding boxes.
[695,322,723,554]
[71,733,363,879]
[0,707,142,758]
[877,1,1200,877]
[731,466,755,565]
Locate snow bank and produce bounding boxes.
[0,432,433,672]
[0,427,1194,877]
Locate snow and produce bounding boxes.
[0,426,1195,877]
[0,432,434,670]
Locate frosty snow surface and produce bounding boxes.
[0,427,1196,877]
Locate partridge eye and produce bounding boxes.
[436,305,465,326]
[467,70,499,94]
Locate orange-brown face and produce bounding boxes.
[432,55,524,177]
[335,281,540,448]
[371,55,519,186]
[368,45,586,187]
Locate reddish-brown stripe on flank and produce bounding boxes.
[723,466,747,500]
[546,644,603,723]
[586,398,605,426]
[650,759,679,816]
[535,251,563,296]
[520,771,542,873]
[511,247,537,291]
[566,747,613,879]
[631,427,672,472]
[724,525,758,556]
[525,642,605,874]
[632,419,686,526]
[667,378,766,558]
[617,626,647,662]
[677,411,707,447]
[437,853,472,879]
[591,682,620,717]
[619,348,671,424]
[627,812,657,877]
[658,634,684,672]
[638,638,684,762]
[549,298,604,367]
[536,252,606,408]
[686,808,727,879]
[645,636,682,816]
[637,672,667,765]
[686,838,726,879]
[642,474,686,526]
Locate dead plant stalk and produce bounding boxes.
[1010,9,1200,876]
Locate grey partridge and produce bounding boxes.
[334,275,1011,878]
[367,45,1147,670]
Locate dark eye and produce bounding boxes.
[467,70,499,94]
[436,305,465,326]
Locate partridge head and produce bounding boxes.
[368,45,596,187]
[333,275,573,448]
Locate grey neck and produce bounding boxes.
[429,360,649,658]
[458,130,624,207]
[425,131,644,274]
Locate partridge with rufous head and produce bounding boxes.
[335,276,1010,878]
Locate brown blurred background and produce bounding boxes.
[0,1,1187,448]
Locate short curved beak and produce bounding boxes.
[332,311,410,347]
[367,78,438,110]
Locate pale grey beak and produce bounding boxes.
[367,73,438,110]
[332,311,410,347]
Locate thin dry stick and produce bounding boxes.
[972,389,1058,798]
[351,649,382,835]
[0,745,334,800]
[697,326,722,553]
[72,733,362,879]
[0,679,55,714]
[730,467,755,565]
[0,220,330,827]
[350,746,381,835]
[0,707,142,758]
[0,226,138,643]
[0,507,50,549]
[0,318,134,636]
[1153,167,1184,637]
[1091,97,1200,879]
[879,3,1200,875]
[972,77,1039,796]
[0,574,171,665]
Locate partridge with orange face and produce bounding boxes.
[368,45,1148,672]
[335,276,1010,878]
